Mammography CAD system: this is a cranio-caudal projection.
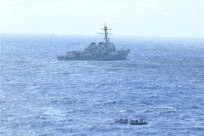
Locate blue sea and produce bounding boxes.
[1,34,204,136]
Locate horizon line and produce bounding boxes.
[1,32,204,40]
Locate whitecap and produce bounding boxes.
[162,106,176,112]
[0,89,7,99]
[42,107,65,120]
[119,109,128,113]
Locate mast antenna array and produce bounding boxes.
[99,25,112,42]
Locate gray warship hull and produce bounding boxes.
[57,50,129,61]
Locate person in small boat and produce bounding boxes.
[115,118,123,122]
[139,119,143,122]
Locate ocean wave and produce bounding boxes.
[1,35,204,135]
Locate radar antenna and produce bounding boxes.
[99,25,112,42]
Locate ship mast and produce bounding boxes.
[99,25,112,42]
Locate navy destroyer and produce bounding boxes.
[57,25,130,61]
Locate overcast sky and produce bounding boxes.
[0,0,204,37]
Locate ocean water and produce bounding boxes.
[0,34,204,136]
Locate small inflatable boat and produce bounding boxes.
[114,118,147,125]
[114,118,128,124]
[129,119,147,125]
